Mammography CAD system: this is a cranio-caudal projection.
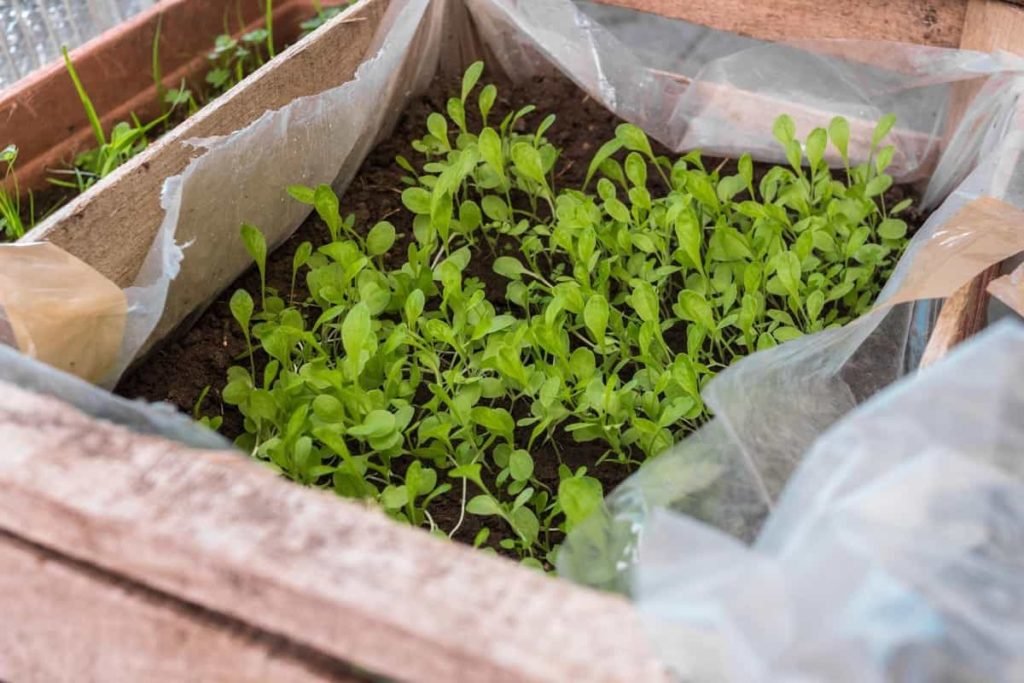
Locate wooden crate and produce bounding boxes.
[3,0,1021,680]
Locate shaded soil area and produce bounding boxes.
[118,71,922,553]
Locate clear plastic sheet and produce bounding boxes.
[0,0,157,89]
[621,321,1024,682]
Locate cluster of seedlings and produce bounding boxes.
[218,63,912,567]
[0,0,353,241]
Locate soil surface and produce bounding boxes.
[118,71,922,553]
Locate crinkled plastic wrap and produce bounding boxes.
[0,0,157,88]
[616,321,1024,681]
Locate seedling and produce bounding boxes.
[219,62,911,565]
[300,0,352,36]
[51,47,167,193]
[205,0,276,98]
[0,145,31,240]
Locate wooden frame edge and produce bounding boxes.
[0,381,667,683]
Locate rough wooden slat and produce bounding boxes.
[0,382,667,683]
[0,533,359,683]
[921,0,1024,364]
[590,0,968,47]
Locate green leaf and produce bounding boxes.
[615,123,653,157]
[878,218,907,240]
[478,127,506,181]
[366,221,396,256]
[805,290,825,322]
[341,302,372,376]
[629,280,660,323]
[461,60,484,102]
[493,256,528,280]
[558,476,603,531]
[229,289,254,333]
[467,494,503,517]
[865,175,892,198]
[511,506,539,545]
[773,114,796,146]
[774,251,803,300]
[675,290,715,331]
[872,113,896,147]
[471,406,515,441]
[509,450,534,482]
[402,187,431,215]
[427,112,450,150]
[349,409,397,438]
[584,138,623,189]
[829,116,850,163]
[240,223,267,297]
[286,184,315,204]
[404,289,425,324]
[381,485,409,510]
[510,143,547,187]
[478,84,497,124]
[583,295,609,344]
[805,127,827,170]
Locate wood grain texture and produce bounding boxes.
[0,382,667,683]
[590,0,968,47]
[0,533,357,683]
[921,0,1024,364]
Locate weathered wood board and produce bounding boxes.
[0,382,668,683]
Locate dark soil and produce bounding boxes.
[117,71,923,554]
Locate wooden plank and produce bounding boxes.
[0,533,358,682]
[0,382,668,683]
[591,0,968,47]
[921,0,1024,365]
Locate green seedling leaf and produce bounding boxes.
[615,123,654,157]
[772,114,796,146]
[872,113,896,147]
[583,294,609,345]
[240,223,267,302]
[493,256,528,280]
[509,449,534,482]
[402,187,431,215]
[467,494,503,517]
[584,139,623,189]
[229,289,254,333]
[366,221,396,256]
[829,116,850,163]
[462,60,484,102]
[510,143,547,187]
[559,476,603,531]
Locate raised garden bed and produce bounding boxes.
[3,0,1024,679]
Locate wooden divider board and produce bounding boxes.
[0,383,667,682]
